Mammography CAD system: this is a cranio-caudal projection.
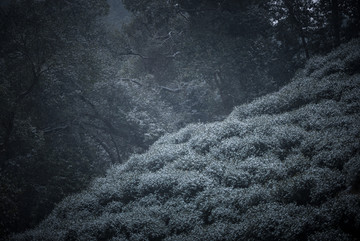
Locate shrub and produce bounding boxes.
[12,39,360,241]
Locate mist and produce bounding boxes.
[1,0,360,240]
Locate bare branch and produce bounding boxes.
[154,31,173,40]
[166,51,181,58]
[79,124,118,164]
[178,11,190,21]
[42,124,69,133]
[120,78,142,86]
[159,85,182,93]
[77,96,130,138]
[118,51,149,59]
[16,73,40,103]
[179,7,219,13]
[109,133,122,163]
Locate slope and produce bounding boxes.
[13,39,360,241]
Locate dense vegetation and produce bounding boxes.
[1,0,360,239]
[12,39,360,241]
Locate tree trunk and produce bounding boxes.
[358,0,360,36]
[300,33,310,59]
[1,71,40,168]
[331,0,341,47]
[3,113,15,158]
[284,0,310,59]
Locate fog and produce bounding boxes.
[1,0,359,240]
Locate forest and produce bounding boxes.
[0,0,360,240]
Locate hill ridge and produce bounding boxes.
[13,39,360,241]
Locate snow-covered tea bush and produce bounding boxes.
[12,41,360,241]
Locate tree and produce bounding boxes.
[0,0,110,236]
[268,0,360,56]
[118,0,288,116]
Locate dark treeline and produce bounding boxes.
[0,0,359,238]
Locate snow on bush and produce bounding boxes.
[12,41,360,240]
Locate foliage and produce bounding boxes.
[117,0,360,117]
[0,0,112,237]
[117,0,289,116]
[268,0,360,57]
[2,0,360,239]
[11,39,360,241]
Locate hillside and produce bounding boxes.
[13,40,360,241]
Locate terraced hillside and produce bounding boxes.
[13,40,360,241]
